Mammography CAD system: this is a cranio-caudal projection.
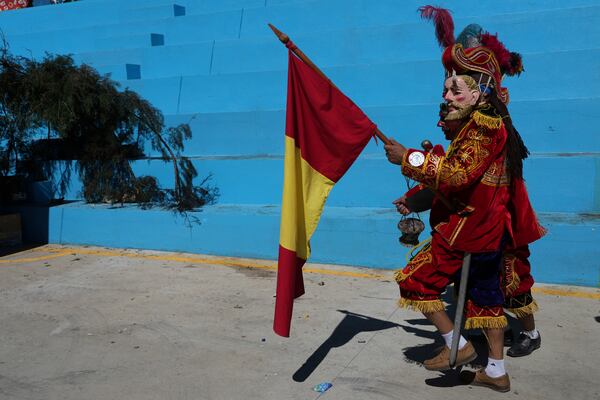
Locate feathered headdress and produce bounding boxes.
[419,5,524,103]
[418,5,455,48]
[418,5,531,180]
[480,33,524,77]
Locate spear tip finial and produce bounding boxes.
[268,23,289,44]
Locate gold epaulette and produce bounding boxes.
[472,111,502,129]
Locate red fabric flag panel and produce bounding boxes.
[273,49,376,337]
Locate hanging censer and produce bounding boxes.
[397,140,433,247]
[398,216,425,247]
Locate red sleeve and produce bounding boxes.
[404,183,427,198]
[401,117,507,193]
[431,144,445,156]
[402,144,445,197]
[510,178,547,246]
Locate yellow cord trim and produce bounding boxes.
[406,237,432,264]
[396,242,433,283]
[465,315,508,330]
[472,111,502,129]
[398,297,445,314]
[504,270,521,296]
[394,269,408,283]
[507,300,539,318]
[435,157,444,190]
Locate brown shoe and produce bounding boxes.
[423,341,477,371]
[460,369,511,393]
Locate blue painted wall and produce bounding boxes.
[1,0,599,287]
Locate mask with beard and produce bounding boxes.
[437,102,468,140]
[437,74,484,139]
[444,101,476,121]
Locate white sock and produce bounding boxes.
[441,331,467,350]
[485,357,506,378]
[524,329,539,339]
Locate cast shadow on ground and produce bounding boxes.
[292,310,401,382]
[398,290,524,388]
[397,320,481,388]
[0,243,45,257]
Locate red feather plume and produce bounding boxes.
[418,5,455,48]
[481,33,524,76]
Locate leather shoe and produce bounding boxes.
[460,369,510,392]
[507,332,541,357]
[423,341,477,371]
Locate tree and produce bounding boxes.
[0,40,218,212]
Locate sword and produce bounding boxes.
[449,252,471,368]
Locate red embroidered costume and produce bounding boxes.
[399,148,544,325]
[394,18,545,329]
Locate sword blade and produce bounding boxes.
[449,252,471,368]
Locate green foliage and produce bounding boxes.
[0,40,218,212]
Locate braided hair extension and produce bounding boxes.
[486,88,530,180]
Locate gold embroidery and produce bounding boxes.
[505,292,539,317]
[445,122,470,157]
[433,221,448,232]
[482,158,510,187]
[502,254,520,296]
[448,215,468,246]
[450,44,506,103]
[423,153,442,187]
[394,244,432,283]
[403,120,498,190]
[472,111,502,129]
[435,157,444,189]
[436,126,492,189]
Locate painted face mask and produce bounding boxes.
[442,74,480,122]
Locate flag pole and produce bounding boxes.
[268,23,391,145]
[268,23,456,212]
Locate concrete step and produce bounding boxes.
[55,154,600,214]
[114,48,600,115]
[0,0,254,35]
[9,0,598,38]
[156,98,600,157]
[220,6,600,75]
[82,63,142,81]
[74,42,215,79]
[241,0,600,39]
[5,3,600,59]
[7,4,600,69]
[10,202,595,287]
[65,6,600,81]
[5,10,243,58]
[3,0,598,291]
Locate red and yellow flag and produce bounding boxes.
[273,50,376,337]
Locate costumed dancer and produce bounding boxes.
[502,246,541,356]
[383,6,545,392]
[399,166,542,358]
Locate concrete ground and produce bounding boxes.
[0,245,598,400]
